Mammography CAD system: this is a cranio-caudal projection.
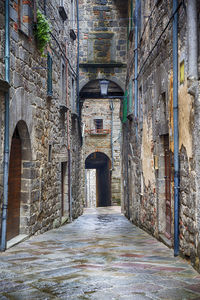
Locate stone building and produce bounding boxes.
[79,0,127,207]
[82,97,121,206]
[0,0,83,248]
[121,0,200,271]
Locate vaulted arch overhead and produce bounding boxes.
[80,79,124,99]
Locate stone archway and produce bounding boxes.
[7,121,32,241]
[85,152,111,207]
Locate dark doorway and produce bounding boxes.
[164,134,171,238]
[7,127,22,241]
[85,152,111,207]
[61,162,68,217]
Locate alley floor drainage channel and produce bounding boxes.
[0,206,200,300]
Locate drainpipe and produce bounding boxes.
[1,0,10,251]
[65,44,72,221]
[173,0,179,257]
[134,0,139,140]
[110,100,114,170]
[76,0,80,116]
[187,0,198,80]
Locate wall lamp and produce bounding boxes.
[99,79,109,96]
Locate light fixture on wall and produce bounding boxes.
[99,79,109,96]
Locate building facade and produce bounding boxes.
[79,0,128,207]
[122,0,200,271]
[0,0,83,247]
[82,97,121,206]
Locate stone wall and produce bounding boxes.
[0,0,83,243]
[122,0,200,271]
[82,98,121,205]
[79,0,127,92]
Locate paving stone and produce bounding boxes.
[0,207,200,299]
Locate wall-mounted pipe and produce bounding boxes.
[1,0,10,251]
[65,44,72,221]
[173,0,179,257]
[187,0,198,79]
[76,0,80,116]
[134,0,139,139]
[110,100,114,170]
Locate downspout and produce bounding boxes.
[76,0,80,116]
[1,0,10,251]
[134,0,139,140]
[173,0,179,257]
[110,100,114,170]
[187,0,198,80]
[65,44,72,221]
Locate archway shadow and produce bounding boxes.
[85,152,111,207]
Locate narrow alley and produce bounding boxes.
[0,207,200,300]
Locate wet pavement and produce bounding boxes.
[0,207,200,300]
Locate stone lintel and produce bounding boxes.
[79,62,127,68]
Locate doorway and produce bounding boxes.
[164,135,171,238]
[158,134,172,240]
[61,162,69,217]
[85,152,111,207]
[7,127,22,241]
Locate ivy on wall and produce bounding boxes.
[34,9,51,55]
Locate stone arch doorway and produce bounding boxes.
[7,121,32,241]
[85,152,111,207]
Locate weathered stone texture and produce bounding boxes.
[0,0,83,243]
[79,0,127,91]
[122,0,200,271]
[82,98,121,205]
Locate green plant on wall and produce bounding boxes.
[34,9,51,55]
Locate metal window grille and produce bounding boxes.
[94,119,103,133]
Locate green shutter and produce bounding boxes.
[128,80,133,115]
[123,90,128,123]
[47,52,53,96]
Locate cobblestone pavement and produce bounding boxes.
[1,207,200,300]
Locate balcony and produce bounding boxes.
[85,129,110,136]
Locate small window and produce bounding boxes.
[48,144,52,162]
[94,119,103,133]
[18,0,33,36]
[47,52,53,97]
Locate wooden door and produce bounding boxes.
[7,129,21,241]
[61,162,67,217]
[164,135,171,238]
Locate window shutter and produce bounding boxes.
[47,52,53,97]
[128,80,133,115]
[123,91,128,123]
[19,0,33,36]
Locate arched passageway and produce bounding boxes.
[7,127,21,240]
[85,152,111,207]
[7,121,32,241]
